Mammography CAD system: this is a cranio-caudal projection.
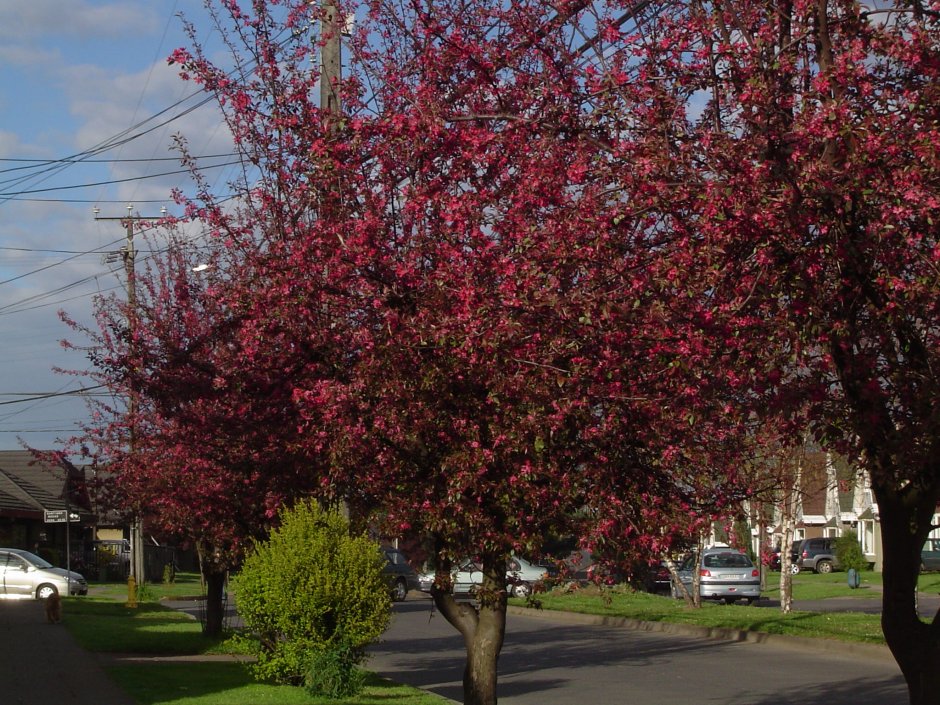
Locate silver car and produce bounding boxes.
[0,548,88,600]
[673,548,760,605]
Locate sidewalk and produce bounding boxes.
[0,599,136,705]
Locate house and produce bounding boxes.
[0,450,188,581]
[748,451,883,571]
[0,450,95,569]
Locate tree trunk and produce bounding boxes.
[433,553,507,705]
[876,485,940,705]
[778,449,802,614]
[197,542,228,637]
[202,568,227,636]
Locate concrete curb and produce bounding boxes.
[506,605,893,662]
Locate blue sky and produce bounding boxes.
[0,0,233,450]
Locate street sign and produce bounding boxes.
[43,510,80,523]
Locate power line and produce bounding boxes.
[0,284,123,315]
[0,160,241,198]
[0,386,108,405]
[0,153,237,171]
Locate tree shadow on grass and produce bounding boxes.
[107,663,448,705]
[67,599,231,655]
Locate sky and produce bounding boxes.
[0,0,238,451]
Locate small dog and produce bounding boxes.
[45,592,62,624]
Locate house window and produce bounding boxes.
[858,520,875,555]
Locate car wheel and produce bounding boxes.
[391,577,408,602]
[790,564,800,575]
[37,584,58,600]
[815,560,833,574]
[511,582,532,598]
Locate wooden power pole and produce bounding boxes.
[319,0,342,121]
[95,204,165,591]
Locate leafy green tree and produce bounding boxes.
[233,500,390,693]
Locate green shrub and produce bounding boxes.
[305,639,367,699]
[233,500,391,691]
[835,531,868,572]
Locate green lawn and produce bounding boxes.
[515,586,887,644]
[513,570,940,646]
[63,596,447,705]
[65,598,235,655]
[87,572,209,602]
[106,666,447,705]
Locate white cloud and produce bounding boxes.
[0,0,157,40]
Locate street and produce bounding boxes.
[367,595,909,705]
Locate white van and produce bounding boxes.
[0,548,87,599]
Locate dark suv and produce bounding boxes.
[382,547,420,601]
[794,537,840,574]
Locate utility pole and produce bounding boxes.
[95,204,165,593]
[319,0,342,123]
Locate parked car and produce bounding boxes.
[644,561,673,594]
[794,537,840,574]
[418,556,553,598]
[0,548,87,599]
[672,547,761,605]
[382,547,420,602]
[922,539,940,571]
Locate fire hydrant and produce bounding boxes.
[126,575,138,608]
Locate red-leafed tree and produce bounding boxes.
[60,224,333,635]
[159,2,755,703]
[557,2,939,702]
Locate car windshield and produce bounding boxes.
[703,553,752,569]
[16,550,53,569]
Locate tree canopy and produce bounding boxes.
[62,1,940,704]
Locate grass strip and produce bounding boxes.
[520,589,887,644]
[105,664,447,705]
[517,570,940,647]
[63,598,449,705]
[65,598,234,655]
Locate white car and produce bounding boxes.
[419,556,552,598]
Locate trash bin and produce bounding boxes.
[847,568,861,589]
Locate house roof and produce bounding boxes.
[0,450,90,519]
[800,452,829,518]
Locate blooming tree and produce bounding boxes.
[61,226,333,635]
[558,2,939,702]
[65,1,940,702]
[159,1,754,702]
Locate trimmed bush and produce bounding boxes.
[835,530,868,573]
[233,500,391,693]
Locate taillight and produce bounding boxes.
[751,569,759,577]
[700,569,711,577]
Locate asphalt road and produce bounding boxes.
[367,595,910,705]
